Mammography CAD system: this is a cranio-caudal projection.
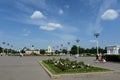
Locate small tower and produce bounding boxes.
[31,45,35,50]
[48,45,52,53]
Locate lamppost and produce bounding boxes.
[61,44,63,53]
[94,33,100,54]
[67,42,70,56]
[7,43,9,55]
[2,42,5,54]
[57,45,59,54]
[76,39,80,55]
[11,45,13,54]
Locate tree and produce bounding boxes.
[90,47,96,54]
[40,49,45,55]
[21,49,25,53]
[70,45,77,55]
[55,50,60,54]
[79,47,85,54]
[62,49,67,54]
[0,47,3,53]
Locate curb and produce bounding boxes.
[38,61,61,79]
[61,71,115,77]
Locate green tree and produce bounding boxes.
[62,49,67,54]
[79,47,85,54]
[55,50,60,54]
[21,49,25,53]
[70,45,77,55]
[90,47,97,54]
[40,49,45,55]
[0,47,3,53]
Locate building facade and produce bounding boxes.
[46,45,54,54]
[23,45,40,55]
[106,45,120,54]
[25,50,40,54]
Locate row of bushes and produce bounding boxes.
[105,55,120,62]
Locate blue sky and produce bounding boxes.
[0,0,120,50]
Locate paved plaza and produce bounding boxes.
[0,55,120,80]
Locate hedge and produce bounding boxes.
[105,55,120,62]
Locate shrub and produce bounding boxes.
[106,55,120,62]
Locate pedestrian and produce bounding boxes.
[96,54,99,62]
[20,53,23,57]
[101,54,106,63]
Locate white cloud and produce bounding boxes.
[86,0,118,35]
[30,11,46,19]
[23,29,31,36]
[101,9,119,20]
[64,5,70,9]
[40,22,62,31]
[59,9,64,14]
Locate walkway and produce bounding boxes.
[0,56,120,80]
[0,56,50,80]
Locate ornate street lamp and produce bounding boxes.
[56,45,59,54]
[60,44,63,53]
[2,42,5,54]
[7,43,9,55]
[53,47,55,55]
[94,33,100,54]
[76,39,80,54]
[11,45,13,54]
[67,42,70,56]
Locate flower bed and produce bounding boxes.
[42,58,109,74]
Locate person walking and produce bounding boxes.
[101,54,106,63]
[96,54,99,62]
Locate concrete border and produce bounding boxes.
[38,61,115,79]
[39,61,61,79]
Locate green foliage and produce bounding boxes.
[40,49,45,54]
[70,45,77,54]
[106,55,120,62]
[0,47,3,53]
[42,60,62,74]
[70,45,106,55]
[61,49,67,54]
[21,49,25,53]
[55,50,60,54]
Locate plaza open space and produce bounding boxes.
[0,55,120,80]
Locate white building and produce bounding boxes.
[25,50,40,54]
[24,45,40,55]
[46,45,54,54]
[106,45,120,54]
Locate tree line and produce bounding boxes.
[0,45,106,55]
[0,47,18,54]
[40,45,107,55]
